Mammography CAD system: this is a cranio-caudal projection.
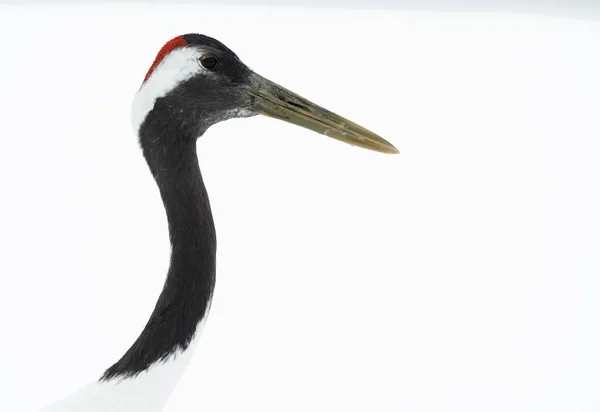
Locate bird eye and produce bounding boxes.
[200,55,218,69]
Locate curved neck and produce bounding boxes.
[41,139,217,412]
[102,140,216,380]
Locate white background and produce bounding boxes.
[1,3,599,412]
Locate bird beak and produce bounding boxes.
[245,72,399,154]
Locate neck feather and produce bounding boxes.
[41,134,216,412]
[102,139,216,380]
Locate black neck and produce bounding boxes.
[102,139,216,380]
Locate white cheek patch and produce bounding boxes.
[131,47,208,134]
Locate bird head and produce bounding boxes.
[133,33,398,154]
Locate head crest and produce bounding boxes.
[144,35,189,82]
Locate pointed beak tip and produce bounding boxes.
[373,141,399,155]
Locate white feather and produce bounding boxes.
[39,316,209,412]
[131,47,208,134]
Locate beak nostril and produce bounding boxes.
[287,101,309,111]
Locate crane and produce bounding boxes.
[40,33,398,412]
